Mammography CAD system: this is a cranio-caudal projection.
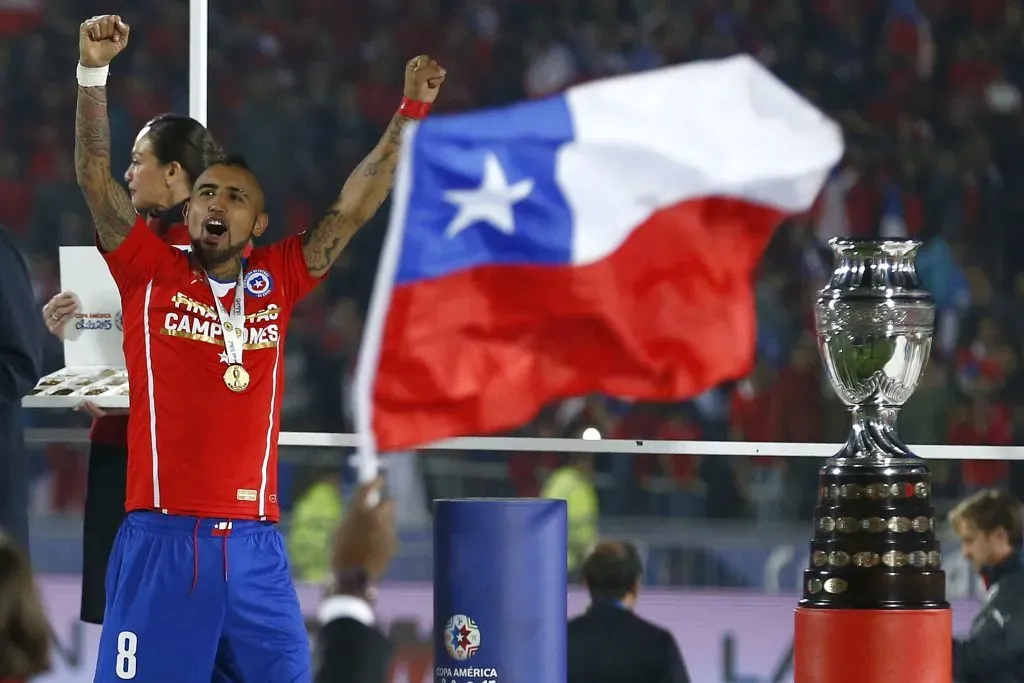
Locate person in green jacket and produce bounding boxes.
[288,469,345,583]
[541,453,599,574]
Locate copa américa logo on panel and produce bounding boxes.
[437,614,498,683]
[74,310,117,331]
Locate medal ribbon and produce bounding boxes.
[208,269,246,368]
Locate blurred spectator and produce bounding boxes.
[508,412,560,498]
[949,393,1014,493]
[288,467,344,584]
[0,529,50,681]
[731,363,785,521]
[635,411,704,518]
[568,540,691,683]
[948,489,1024,682]
[541,452,598,574]
[315,478,396,683]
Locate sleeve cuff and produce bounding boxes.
[318,594,375,627]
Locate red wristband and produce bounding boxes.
[399,96,431,119]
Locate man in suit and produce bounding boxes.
[949,489,1024,683]
[569,540,691,683]
[314,478,397,683]
[0,227,44,552]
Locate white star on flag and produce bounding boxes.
[443,152,534,239]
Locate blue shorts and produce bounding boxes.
[93,512,310,683]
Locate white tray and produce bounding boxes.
[22,367,129,409]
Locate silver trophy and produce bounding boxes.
[800,238,946,609]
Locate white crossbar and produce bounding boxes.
[22,428,1024,460]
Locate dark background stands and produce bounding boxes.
[8,0,1024,525]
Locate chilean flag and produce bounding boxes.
[354,55,843,453]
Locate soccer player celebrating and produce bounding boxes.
[76,14,445,683]
[51,14,225,628]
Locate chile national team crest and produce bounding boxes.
[244,269,273,298]
[443,614,481,661]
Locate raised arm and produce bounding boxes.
[75,15,136,252]
[302,56,445,277]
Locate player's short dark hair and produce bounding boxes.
[950,489,1024,548]
[581,540,643,602]
[0,530,51,679]
[220,153,252,171]
[142,113,224,185]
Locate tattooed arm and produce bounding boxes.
[301,114,412,277]
[76,85,136,252]
[76,15,135,252]
[301,55,446,277]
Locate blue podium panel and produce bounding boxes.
[434,498,567,683]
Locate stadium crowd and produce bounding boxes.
[4,0,1024,524]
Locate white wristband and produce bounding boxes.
[76,63,109,87]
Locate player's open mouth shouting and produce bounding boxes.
[200,214,229,247]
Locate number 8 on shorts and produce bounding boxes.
[115,631,137,680]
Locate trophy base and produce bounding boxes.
[799,568,948,609]
[794,606,951,683]
[804,451,946,609]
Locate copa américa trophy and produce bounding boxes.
[793,238,951,683]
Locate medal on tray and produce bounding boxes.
[209,269,250,393]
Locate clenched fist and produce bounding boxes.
[79,15,130,68]
[404,56,446,104]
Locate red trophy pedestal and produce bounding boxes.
[794,607,951,683]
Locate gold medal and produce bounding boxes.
[223,364,250,392]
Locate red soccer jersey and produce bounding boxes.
[102,216,322,520]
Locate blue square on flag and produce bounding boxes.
[396,97,576,285]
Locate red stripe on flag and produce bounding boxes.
[371,196,785,451]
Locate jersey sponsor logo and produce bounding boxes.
[245,269,273,298]
[160,293,282,349]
